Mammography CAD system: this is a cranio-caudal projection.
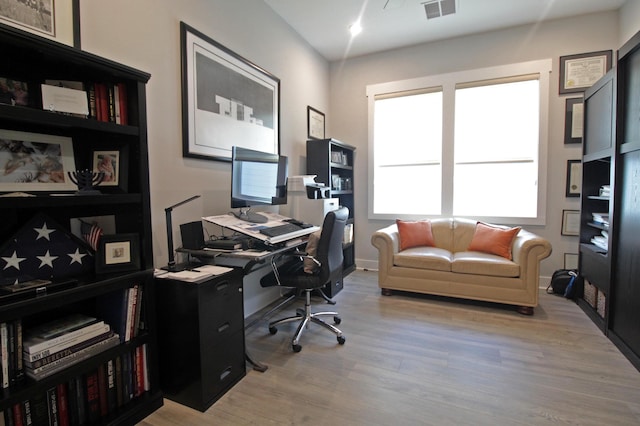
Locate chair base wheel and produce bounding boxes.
[337,336,345,345]
[334,316,341,325]
[269,326,278,335]
[292,344,302,352]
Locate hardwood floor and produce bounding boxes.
[139,270,640,425]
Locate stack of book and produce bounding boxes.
[591,230,609,251]
[22,314,119,381]
[592,212,610,228]
[599,185,611,198]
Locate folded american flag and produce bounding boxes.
[81,221,103,251]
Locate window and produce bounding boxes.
[367,60,551,225]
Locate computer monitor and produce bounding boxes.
[231,146,288,223]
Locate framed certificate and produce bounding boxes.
[559,50,612,94]
[307,106,325,140]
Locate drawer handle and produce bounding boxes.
[216,281,229,291]
[220,367,232,381]
[217,322,230,333]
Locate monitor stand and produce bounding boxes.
[232,208,268,224]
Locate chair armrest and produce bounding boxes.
[511,229,552,268]
[371,224,400,280]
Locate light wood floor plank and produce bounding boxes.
[139,270,640,425]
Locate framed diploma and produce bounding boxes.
[307,106,325,140]
[564,98,583,144]
[559,50,612,94]
[565,159,582,198]
[561,210,580,236]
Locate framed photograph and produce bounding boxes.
[566,159,582,198]
[564,98,583,144]
[307,106,325,140]
[0,129,76,192]
[181,22,280,162]
[561,210,580,236]
[96,233,140,274]
[564,253,579,270]
[559,50,612,94]
[92,150,119,186]
[0,77,30,107]
[0,0,80,48]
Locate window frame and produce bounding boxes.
[366,59,552,226]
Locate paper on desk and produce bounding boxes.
[193,264,233,275]
[203,212,320,244]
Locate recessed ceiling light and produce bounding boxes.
[349,21,362,36]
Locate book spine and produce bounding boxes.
[132,286,143,338]
[85,371,100,424]
[46,387,59,426]
[134,346,144,397]
[14,320,23,384]
[24,322,107,358]
[21,401,31,426]
[125,286,138,342]
[11,404,22,426]
[115,356,123,408]
[106,359,116,414]
[66,379,79,426]
[142,344,150,391]
[25,329,113,369]
[87,83,97,119]
[74,376,86,426]
[117,82,128,125]
[7,322,15,387]
[97,364,108,417]
[113,84,121,124]
[56,383,69,426]
[107,84,115,123]
[1,323,9,388]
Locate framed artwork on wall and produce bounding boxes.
[564,98,583,144]
[565,159,582,198]
[561,210,580,236]
[0,0,80,48]
[96,233,140,274]
[307,106,325,140]
[180,22,280,162]
[559,50,612,94]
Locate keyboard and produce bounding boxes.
[259,223,304,237]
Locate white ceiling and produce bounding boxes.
[264,0,627,61]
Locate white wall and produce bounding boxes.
[78,0,330,315]
[328,11,624,279]
[620,0,640,46]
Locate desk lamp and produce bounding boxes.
[162,195,201,272]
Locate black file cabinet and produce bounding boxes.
[155,268,246,412]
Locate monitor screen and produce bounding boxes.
[231,146,288,213]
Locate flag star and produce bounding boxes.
[34,223,56,240]
[37,250,58,268]
[2,251,26,270]
[68,248,88,265]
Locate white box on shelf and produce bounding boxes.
[290,195,339,226]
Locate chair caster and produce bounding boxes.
[334,316,341,325]
[337,336,345,345]
[292,344,302,352]
[269,326,278,335]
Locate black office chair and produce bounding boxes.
[262,207,348,352]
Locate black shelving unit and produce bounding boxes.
[0,23,161,424]
[306,139,356,289]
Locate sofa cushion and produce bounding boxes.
[452,251,520,277]
[467,222,521,259]
[396,219,435,250]
[394,247,452,272]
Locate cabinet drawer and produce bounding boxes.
[580,247,610,293]
[199,273,244,336]
[201,330,246,407]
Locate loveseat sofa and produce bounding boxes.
[371,218,552,315]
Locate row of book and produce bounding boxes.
[591,230,609,251]
[0,285,144,389]
[1,345,149,426]
[41,79,129,125]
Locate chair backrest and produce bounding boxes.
[315,207,349,285]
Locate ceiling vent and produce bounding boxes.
[422,0,457,20]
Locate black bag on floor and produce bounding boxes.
[547,269,579,299]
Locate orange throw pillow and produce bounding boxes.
[467,222,521,259]
[396,219,435,251]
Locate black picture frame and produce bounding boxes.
[561,210,580,236]
[307,106,325,140]
[91,148,128,193]
[559,50,612,94]
[564,98,583,144]
[566,159,582,198]
[0,0,80,48]
[180,22,280,162]
[96,233,140,274]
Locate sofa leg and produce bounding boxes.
[381,288,393,296]
[516,306,534,315]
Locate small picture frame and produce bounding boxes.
[559,50,612,94]
[564,253,579,270]
[96,233,140,274]
[561,210,580,236]
[92,150,119,186]
[0,77,30,107]
[307,106,325,140]
[564,98,583,144]
[566,159,582,198]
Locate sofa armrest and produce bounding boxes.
[371,224,400,282]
